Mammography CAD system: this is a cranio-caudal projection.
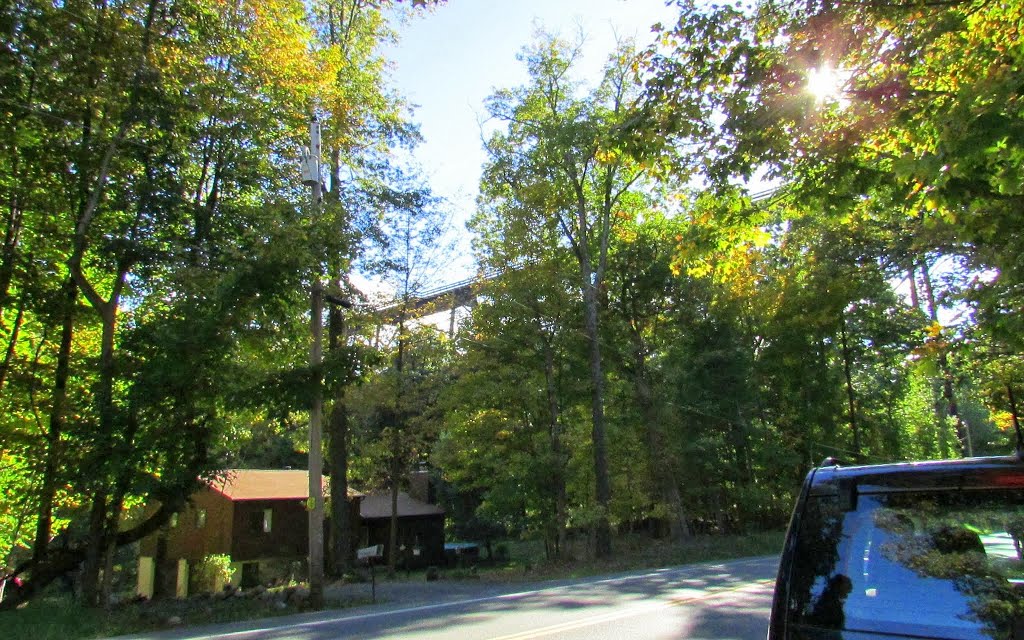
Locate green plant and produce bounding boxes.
[493,542,510,562]
[442,566,480,580]
[190,555,235,594]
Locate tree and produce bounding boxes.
[438,257,585,557]
[0,0,331,606]
[604,209,694,540]
[480,33,649,557]
[346,166,449,574]
[641,0,1024,457]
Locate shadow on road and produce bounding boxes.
[672,582,772,639]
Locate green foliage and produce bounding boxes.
[0,0,422,604]
[0,451,37,567]
[436,0,1024,551]
[641,0,1024,457]
[189,554,235,595]
[4,0,1020,600]
[1,591,335,640]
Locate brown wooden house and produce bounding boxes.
[359,492,445,569]
[137,469,361,597]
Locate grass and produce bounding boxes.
[476,529,785,583]
[3,530,784,640]
[4,589,372,640]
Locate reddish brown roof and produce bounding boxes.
[207,469,361,501]
[360,491,445,519]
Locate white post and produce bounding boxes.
[137,556,155,599]
[176,558,189,598]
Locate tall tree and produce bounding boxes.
[0,0,327,606]
[481,34,649,557]
[604,209,693,540]
[309,0,417,578]
[439,257,584,557]
[642,0,1024,457]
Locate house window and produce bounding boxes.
[195,509,207,528]
[263,508,272,533]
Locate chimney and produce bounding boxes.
[408,463,433,504]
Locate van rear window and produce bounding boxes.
[788,489,1024,640]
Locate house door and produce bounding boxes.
[240,562,260,589]
[154,559,178,599]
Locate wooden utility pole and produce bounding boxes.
[303,114,325,608]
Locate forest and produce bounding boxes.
[1,0,1022,608]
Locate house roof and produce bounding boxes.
[360,491,445,519]
[208,469,362,501]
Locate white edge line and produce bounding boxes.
[182,588,566,639]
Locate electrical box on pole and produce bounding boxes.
[301,117,322,190]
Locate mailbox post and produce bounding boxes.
[357,544,383,603]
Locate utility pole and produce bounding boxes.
[302,114,325,609]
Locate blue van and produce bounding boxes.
[768,456,1024,640]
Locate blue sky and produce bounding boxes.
[383,0,678,285]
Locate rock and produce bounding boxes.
[288,586,310,605]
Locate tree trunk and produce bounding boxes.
[324,39,354,580]
[631,337,691,541]
[839,311,859,456]
[79,491,108,606]
[542,337,568,557]
[99,495,124,607]
[326,271,354,576]
[33,277,77,564]
[908,265,919,311]
[0,153,24,305]
[99,407,141,604]
[0,293,25,393]
[82,302,126,606]
[75,272,126,606]
[388,318,406,577]
[327,394,352,576]
[388,459,400,577]
[583,279,612,557]
[63,1,162,605]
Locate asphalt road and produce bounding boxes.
[120,555,778,640]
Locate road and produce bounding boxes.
[122,556,777,640]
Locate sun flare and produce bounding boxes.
[806,65,846,103]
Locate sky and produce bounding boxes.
[381,0,679,286]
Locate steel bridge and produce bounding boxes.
[370,269,500,337]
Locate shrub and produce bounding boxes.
[493,542,510,562]
[191,554,235,594]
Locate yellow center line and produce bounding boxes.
[487,579,775,640]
